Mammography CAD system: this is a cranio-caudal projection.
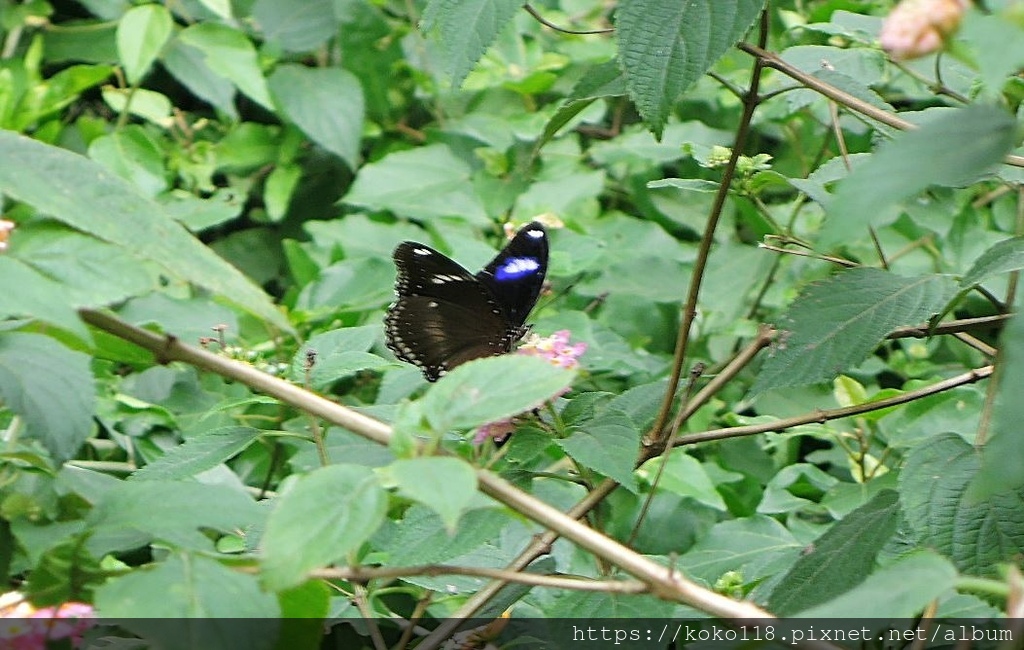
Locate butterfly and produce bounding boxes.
[384,221,549,381]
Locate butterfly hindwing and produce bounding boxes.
[384,223,549,381]
[476,221,548,328]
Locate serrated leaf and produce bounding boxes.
[95,554,279,638]
[797,550,958,617]
[0,258,90,341]
[422,355,574,431]
[557,412,640,492]
[901,432,1024,577]
[615,0,765,137]
[268,65,364,169]
[177,23,272,109]
[290,326,386,387]
[0,131,291,332]
[679,516,801,584]
[824,105,1017,245]
[961,236,1024,287]
[261,464,387,590]
[342,144,488,223]
[116,4,173,84]
[254,0,337,52]
[0,333,95,462]
[86,480,263,556]
[752,269,957,395]
[767,490,900,615]
[383,457,478,531]
[972,302,1024,498]
[422,0,522,87]
[130,426,262,481]
[381,506,508,565]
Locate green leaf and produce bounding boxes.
[767,490,900,615]
[557,411,640,492]
[116,4,173,84]
[0,257,90,341]
[422,0,522,87]
[254,0,338,52]
[824,105,1017,244]
[901,432,1024,577]
[679,516,801,585]
[383,457,478,531]
[88,126,168,196]
[797,550,958,617]
[615,0,765,137]
[261,464,388,590]
[95,554,280,640]
[130,426,262,481]
[161,38,237,119]
[101,86,173,126]
[751,269,957,395]
[86,480,263,555]
[421,355,575,431]
[342,144,488,223]
[0,332,95,462]
[972,303,1024,498]
[961,236,1024,287]
[380,505,508,565]
[177,23,272,109]
[637,450,726,510]
[0,131,291,332]
[264,162,301,221]
[268,64,364,169]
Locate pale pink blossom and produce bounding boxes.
[0,592,94,648]
[880,0,969,60]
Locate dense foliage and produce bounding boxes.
[1,0,1023,647]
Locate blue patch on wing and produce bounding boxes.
[496,257,541,281]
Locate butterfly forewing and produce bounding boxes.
[385,223,549,381]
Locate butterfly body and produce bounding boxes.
[385,222,548,381]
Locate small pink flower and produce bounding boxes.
[880,0,968,60]
[1,592,94,648]
[473,330,586,444]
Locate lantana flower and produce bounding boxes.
[0,591,95,649]
[880,0,969,60]
[473,330,587,445]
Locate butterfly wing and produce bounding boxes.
[475,221,548,328]
[385,242,520,381]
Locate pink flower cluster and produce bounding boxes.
[880,0,969,60]
[473,330,586,445]
[0,592,94,649]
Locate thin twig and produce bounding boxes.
[523,3,613,35]
[672,365,993,447]
[312,565,648,594]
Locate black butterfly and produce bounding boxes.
[384,222,548,381]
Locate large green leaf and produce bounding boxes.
[824,105,1017,244]
[268,64,364,169]
[961,236,1024,287]
[261,464,388,590]
[130,426,263,481]
[0,333,95,462]
[679,515,801,585]
[797,550,958,617]
[382,457,478,531]
[253,0,338,52]
[751,269,957,395]
[86,480,263,555]
[177,23,273,109]
[380,506,508,566]
[0,257,90,341]
[615,0,765,137]
[116,4,173,84]
[95,553,279,648]
[342,144,488,223]
[901,432,1024,576]
[972,301,1024,498]
[637,450,727,510]
[767,490,900,615]
[557,411,641,492]
[421,355,574,432]
[0,131,291,331]
[421,0,523,87]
